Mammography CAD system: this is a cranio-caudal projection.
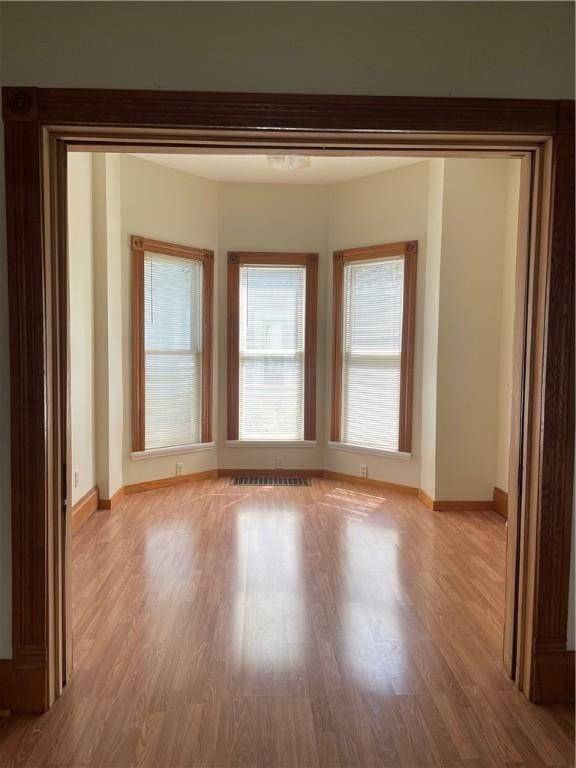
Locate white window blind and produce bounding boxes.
[144,252,202,450]
[238,265,306,440]
[341,256,404,451]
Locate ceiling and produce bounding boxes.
[129,153,424,185]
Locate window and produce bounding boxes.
[330,241,417,453]
[132,236,213,452]
[227,252,318,442]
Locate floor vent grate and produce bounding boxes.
[231,476,311,487]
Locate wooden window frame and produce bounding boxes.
[227,251,319,442]
[330,241,417,453]
[131,235,214,451]
[1,87,573,712]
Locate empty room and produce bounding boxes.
[2,144,574,765]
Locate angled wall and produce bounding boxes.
[119,156,219,485]
[217,181,328,471]
[68,153,96,506]
[434,159,520,501]
[496,164,522,493]
[92,154,124,500]
[325,161,430,487]
[419,159,445,500]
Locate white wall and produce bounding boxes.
[92,154,124,500]
[434,159,520,501]
[119,155,219,484]
[218,182,327,470]
[325,161,429,487]
[106,156,125,498]
[496,164,522,492]
[420,159,445,500]
[68,154,96,505]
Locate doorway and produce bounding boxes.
[2,88,573,713]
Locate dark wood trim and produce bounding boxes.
[514,142,552,696]
[4,118,51,713]
[330,240,418,452]
[493,486,508,518]
[399,243,418,452]
[98,487,124,511]
[124,470,217,494]
[0,659,12,710]
[323,470,419,495]
[131,235,214,451]
[433,499,495,512]
[532,648,575,704]
[2,87,561,134]
[131,241,145,452]
[334,241,417,262]
[47,129,69,697]
[330,252,344,442]
[304,255,318,441]
[227,251,318,265]
[130,235,212,262]
[418,490,497,512]
[1,86,573,712]
[4,649,48,714]
[417,489,435,510]
[528,127,575,699]
[227,256,240,441]
[70,486,99,534]
[503,154,532,678]
[201,251,214,443]
[226,251,319,441]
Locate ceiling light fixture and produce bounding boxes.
[267,154,311,172]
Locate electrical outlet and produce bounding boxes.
[360,464,368,478]
[74,470,80,488]
[275,456,284,469]
[175,462,183,476]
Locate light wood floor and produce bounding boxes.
[0,477,573,767]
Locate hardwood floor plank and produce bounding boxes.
[0,478,573,767]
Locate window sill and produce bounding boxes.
[131,442,216,460]
[328,442,412,460]
[225,440,318,448]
